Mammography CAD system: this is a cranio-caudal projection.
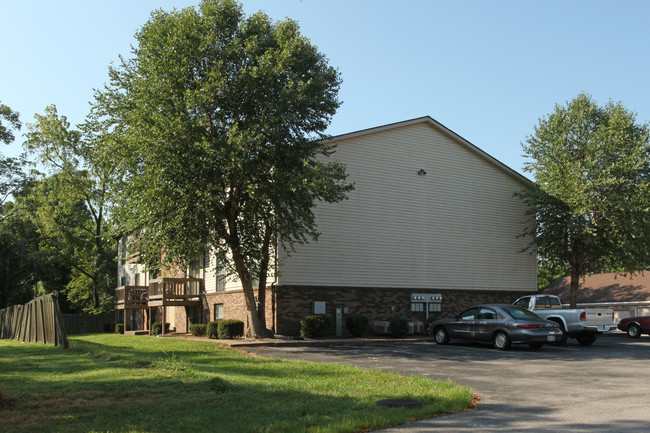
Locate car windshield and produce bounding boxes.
[501,306,541,320]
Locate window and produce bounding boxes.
[134,273,140,286]
[189,257,202,278]
[513,297,530,309]
[477,308,498,320]
[536,296,561,309]
[216,274,226,291]
[214,304,224,321]
[459,308,480,320]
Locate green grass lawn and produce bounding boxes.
[0,334,475,433]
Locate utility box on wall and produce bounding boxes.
[410,293,442,319]
[313,301,326,315]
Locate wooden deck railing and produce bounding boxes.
[148,278,203,299]
[116,278,202,309]
[115,286,149,308]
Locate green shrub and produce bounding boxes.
[217,320,244,339]
[389,318,409,338]
[300,315,331,339]
[345,314,369,337]
[206,321,220,339]
[115,323,125,334]
[189,324,207,337]
[152,322,171,336]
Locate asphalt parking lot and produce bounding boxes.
[243,334,650,433]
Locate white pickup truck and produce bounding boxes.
[513,294,617,346]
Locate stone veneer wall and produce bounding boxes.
[274,285,534,336]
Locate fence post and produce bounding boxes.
[50,292,68,348]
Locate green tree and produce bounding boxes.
[92,0,351,337]
[23,106,116,313]
[1,101,27,212]
[0,101,21,144]
[518,93,650,306]
[0,202,41,308]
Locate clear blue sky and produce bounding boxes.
[2,0,649,178]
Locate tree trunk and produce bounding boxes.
[256,222,273,330]
[230,244,267,338]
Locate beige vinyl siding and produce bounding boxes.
[278,122,536,291]
[206,248,276,292]
[117,262,148,287]
[117,238,148,287]
[204,251,219,293]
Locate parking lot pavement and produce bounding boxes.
[243,334,650,433]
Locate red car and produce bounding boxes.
[617,316,650,338]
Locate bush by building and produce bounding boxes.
[217,320,244,339]
[345,314,369,337]
[189,324,207,337]
[300,315,331,339]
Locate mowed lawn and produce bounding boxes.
[0,334,474,433]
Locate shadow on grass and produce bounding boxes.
[0,336,471,433]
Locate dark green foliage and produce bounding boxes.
[92,0,351,337]
[115,323,124,334]
[519,93,650,305]
[151,322,170,336]
[345,314,369,337]
[206,321,220,339]
[300,315,331,339]
[389,318,409,338]
[0,207,41,309]
[189,324,207,337]
[19,106,116,314]
[217,320,244,339]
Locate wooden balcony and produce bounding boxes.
[115,286,149,310]
[147,278,203,307]
[115,278,203,310]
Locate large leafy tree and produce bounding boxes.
[0,202,40,308]
[1,101,28,213]
[23,106,116,313]
[92,0,351,337]
[519,93,650,306]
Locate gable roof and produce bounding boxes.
[324,116,532,186]
[544,272,650,303]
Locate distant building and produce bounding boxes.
[544,272,650,320]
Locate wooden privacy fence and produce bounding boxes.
[0,292,69,348]
[63,313,113,335]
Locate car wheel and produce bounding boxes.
[576,333,598,346]
[492,331,511,350]
[434,326,449,345]
[627,323,642,339]
[528,342,544,350]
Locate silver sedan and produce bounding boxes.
[429,304,562,350]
